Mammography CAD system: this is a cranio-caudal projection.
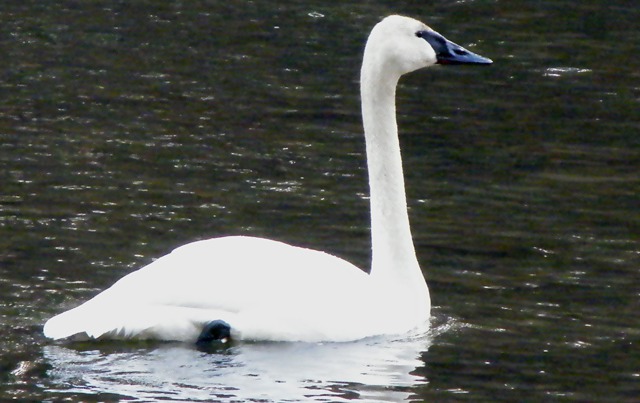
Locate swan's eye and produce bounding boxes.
[415,31,423,38]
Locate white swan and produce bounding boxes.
[44,15,491,343]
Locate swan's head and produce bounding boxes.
[364,15,492,78]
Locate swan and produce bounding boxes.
[43,15,491,343]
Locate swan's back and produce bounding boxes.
[44,236,380,342]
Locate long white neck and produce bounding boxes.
[360,45,429,312]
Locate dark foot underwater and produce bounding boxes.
[196,320,232,346]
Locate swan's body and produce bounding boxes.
[44,15,491,343]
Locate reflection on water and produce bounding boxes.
[43,319,457,402]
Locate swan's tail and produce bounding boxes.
[43,302,130,341]
[44,303,228,342]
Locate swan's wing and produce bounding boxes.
[44,236,371,342]
[127,236,369,312]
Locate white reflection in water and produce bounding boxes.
[44,330,436,402]
[543,67,592,77]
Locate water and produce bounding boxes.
[40,330,439,402]
[1,0,639,401]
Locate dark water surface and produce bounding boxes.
[1,0,639,401]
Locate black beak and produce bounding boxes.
[418,30,492,65]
